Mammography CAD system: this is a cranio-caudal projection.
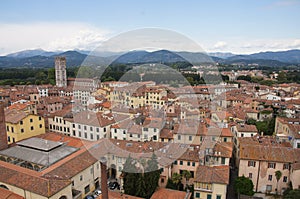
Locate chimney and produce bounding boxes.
[0,101,8,150]
[100,157,108,199]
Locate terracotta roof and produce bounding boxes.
[213,142,233,158]
[36,132,90,148]
[178,148,200,162]
[236,124,257,133]
[160,128,174,139]
[239,137,300,163]
[4,109,28,124]
[0,161,70,197]
[0,188,25,199]
[150,188,190,199]
[195,165,229,184]
[73,111,117,127]
[221,128,233,137]
[43,150,98,179]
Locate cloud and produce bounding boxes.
[0,22,110,55]
[204,38,300,54]
[213,41,227,49]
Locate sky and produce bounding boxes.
[1,0,300,55]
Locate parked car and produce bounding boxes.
[93,189,102,198]
[109,181,120,190]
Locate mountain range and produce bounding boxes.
[0,49,300,68]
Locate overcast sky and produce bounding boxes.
[1,0,300,55]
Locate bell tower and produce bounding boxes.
[55,57,67,87]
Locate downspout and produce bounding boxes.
[256,160,261,192]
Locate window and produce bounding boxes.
[268,163,276,169]
[283,163,289,170]
[195,192,200,198]
[21,129,24,133]
[161,178,164,183]
[80,175,83,181]
[130,134,133,137]
[221,157,226,165]
[104,128,106,132]
[11,127,14,133]
[84,185,90,194]
[283,176,288,182]
[84,133,87,139]
[190,171,194,178]
[79,131,82,137]
[73,130,76,136]
[96,128,99,133]
[248,161,256,167]
[30,118,33,123]
[72,181,74,186]
[73,124,75,128]
[84,126,87,130]
[90,127,93,131]
[78,125,81,129]
[20,121,23,125]
[224,137,227,142]
[31,126,34,130]
[178,135,181,140]
[268,175,272,181]
[249,173,253,179]
[189,136,192,141]
[7,136,10,142]
[192,162,195,167]
[216,195,221,199]
[153,135,157,140]
[118,157,122,163]
[97,135,100,140]
[39,124,42,128]
[144,128,148,131]
[266,185,272,192]
[207,194,212,199]
[123,130,126,134]
[187,161,191,166]
[154,128,157,132]
[90,134,94,140]
[39,117,42,121]
[174,160,177,165]
[180,161,183,165]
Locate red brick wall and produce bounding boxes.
[0,102,7,150]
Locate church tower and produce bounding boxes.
[55,57,67,87]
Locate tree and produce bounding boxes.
[182,170,192,188]
[123,156,138,196]
[275,170,282,195]
[171,172,182,190]
[283,189,300,199]
[234,176,254,197]
[123,154,160,199]
[144,153,160,199]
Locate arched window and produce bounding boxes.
[59,196,67,199]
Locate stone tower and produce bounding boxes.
[0,101,8,150]
[55,57,67,87]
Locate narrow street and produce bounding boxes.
[227,166,238,199]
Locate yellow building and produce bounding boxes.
[194,165,229,199]
[5,109,45,144]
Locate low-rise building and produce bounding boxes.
[237,136,300,194]
[5,109,45,144]
[194,165,229,199]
